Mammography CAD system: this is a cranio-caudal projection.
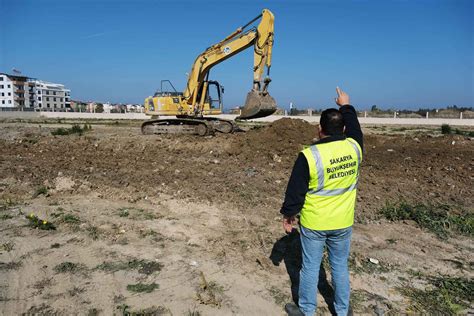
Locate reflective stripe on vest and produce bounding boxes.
[307,138,361,196]
[310,145,324,192]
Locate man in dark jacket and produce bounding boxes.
[282,87,363,316]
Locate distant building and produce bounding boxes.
[87,102,97,112]
[0,73,31,108]
[0,73,71,110]
[32,80,71,110]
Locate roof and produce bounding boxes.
[0,73,30,81]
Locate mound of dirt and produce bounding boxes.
[228,118,318,163]
[1,122,473,218]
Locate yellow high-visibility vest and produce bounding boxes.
[300,137,362,231]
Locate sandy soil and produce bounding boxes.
[0,119,472,315]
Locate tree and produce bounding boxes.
[371,105,379,112]
[96,103,104,113]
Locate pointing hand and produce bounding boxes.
[335,87,350,107]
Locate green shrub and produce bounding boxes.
[441,124,452,134]
[96,259,163,275]
[51,127,70,136]
[51,124,91,136]
[453,128,474,137]
[62,214,80,223]
[126,282,159,293]
[33,186,48,198]
[53,262,86,274]
[380,202,473,238]
[26,214,56,230]
[401,276,473,314]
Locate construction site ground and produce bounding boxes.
[0,118,473,315]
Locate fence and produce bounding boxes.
[1,109,473,126]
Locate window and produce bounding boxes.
[0,77,3,81]
[60,98,63,102]
[53,91,56,95]
[0,85,3,88]
[38,91,41,94]
[54,97,57,101]
[47,104,50,107]
[46,97,49,101]
[7,85,10,88]
[8,92,11,96]
[1,93,3,96]
[38,97,41,101]
[8,100,11,104]
[1,100,4,104]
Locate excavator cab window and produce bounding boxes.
[207,81,223,110]
[154,80,183,98]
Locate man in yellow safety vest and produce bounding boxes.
[282,87,363,316]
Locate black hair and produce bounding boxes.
[320,108,344,136]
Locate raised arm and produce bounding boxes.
[335,87,363,150]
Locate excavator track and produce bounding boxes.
[141,118,237,136]
[202,117,237,134]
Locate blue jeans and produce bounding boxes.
[298,225,352,316]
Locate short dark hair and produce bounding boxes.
[320,109,344,135]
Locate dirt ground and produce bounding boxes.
[0,118,473,315]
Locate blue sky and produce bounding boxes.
[1,0,472,110]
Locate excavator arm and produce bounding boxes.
[183,9,276,119]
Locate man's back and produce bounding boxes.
[299,137,362,231]
[281,87,363,316]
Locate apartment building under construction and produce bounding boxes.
[0,73,71,110]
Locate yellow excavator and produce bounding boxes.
[142,9,276,135]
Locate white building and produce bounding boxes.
[0,73,71,110]
[103,102,113,113]
[32,80,71,110]
[0,73,31,108]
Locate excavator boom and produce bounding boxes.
[183,9,276,119]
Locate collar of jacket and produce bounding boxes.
[311,134,346,145]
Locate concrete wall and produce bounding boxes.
[0,111,40,119]
[212,114,474,127]
[1,111,473,126]
[40,112,148,120]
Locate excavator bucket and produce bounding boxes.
[237,90,277,120]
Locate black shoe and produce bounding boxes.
[285,303,304,316]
